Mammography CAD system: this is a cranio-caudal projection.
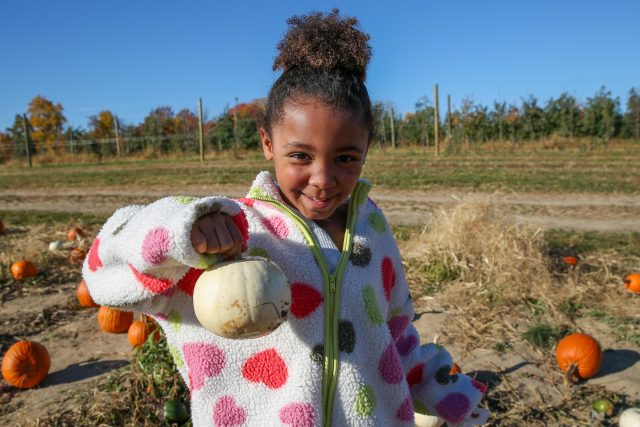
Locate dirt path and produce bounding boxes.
[2,186,639,232]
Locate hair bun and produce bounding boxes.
[273,9,371,81]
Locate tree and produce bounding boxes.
[88,111,116,140]
[623,87,640,140]
[27,95,66,153]
[519,95,545,140]
[140,106,176,153]
[544,93,581,138]
[581,87,620,141]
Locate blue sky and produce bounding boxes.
[1,0,638,131]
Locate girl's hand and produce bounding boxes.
[190,212,244,258]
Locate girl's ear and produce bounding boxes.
[259,127,274,161]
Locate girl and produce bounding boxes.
[83,9,488,427]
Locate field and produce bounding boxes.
[1,143,639,426]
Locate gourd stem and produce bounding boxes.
[564,363,579,385]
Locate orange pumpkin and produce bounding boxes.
[128,317,161,348]
[555,333,602,384]
[10,260,38,280]
[450,363,461,375]
[67,226,86,241]
[97,306,133,333]
[563,255,578,266]
[69,247,87,265]
[77,280,99,308]
[624,273,640,294]
[2,340,51,388]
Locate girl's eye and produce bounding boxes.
[289,152,311,161]
[337,155,358,163]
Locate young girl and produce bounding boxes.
[83,10,488,427]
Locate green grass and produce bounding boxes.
[2,145,640,193]
[545,230,640,257]
[0,210,108,227]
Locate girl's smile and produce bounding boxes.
[260,99,370,224]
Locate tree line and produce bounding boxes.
[1,86,639,162]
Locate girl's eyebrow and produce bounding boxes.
[285,141,363,153]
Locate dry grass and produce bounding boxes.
[400,197,639,425]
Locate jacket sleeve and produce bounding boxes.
[380,222,488,425]
[82,195,248,312]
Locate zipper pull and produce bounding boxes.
[330,276,336,292]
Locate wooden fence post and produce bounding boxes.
[114,116,121,158]
[389,108,395,149]
[198,97,204,162]
[434,84,440,157]
[21,114,32,168]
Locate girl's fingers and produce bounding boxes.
[225,215,244,256]
[190,226,208,254]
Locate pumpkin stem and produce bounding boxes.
[564,363,579,385]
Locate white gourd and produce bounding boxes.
[193,257,290,339]
[48,240,63,251]
[414,412,444,427]
[619,407,640,427]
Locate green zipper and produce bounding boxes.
[253,182,364,427]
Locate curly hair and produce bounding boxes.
[261,9,374,141]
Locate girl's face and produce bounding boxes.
[260,99,370,221]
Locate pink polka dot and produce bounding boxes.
[290,282,324,318]
[213,396,246,426]
[141,227,170,265]
[435,393,471,425]
[129,263,173,294]
[242,348,288,389]
[182,342,226,391]
[262,215,289,239]
[279,402,315,427]
[396,396,414,422]
[87,238,103,272]
[406,363,424,388]
[379,342,403,384]
[472,379,487,394]
[381,257,396,302]
[236,197,255,207]
[396,334,418,356]
[387,315,409,341]
[177,267,204,296]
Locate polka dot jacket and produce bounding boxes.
[83,171,487,427]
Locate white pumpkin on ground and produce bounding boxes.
[414,412,444,427]
[48,240,64,251]
[193,256,290,339]
[619,407,640,427]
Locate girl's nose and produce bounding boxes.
[309,163,336,189]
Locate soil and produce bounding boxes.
[0,185,638,425]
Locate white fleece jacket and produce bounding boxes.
[83,171,487,427]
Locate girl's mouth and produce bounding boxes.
[303,193,332,209]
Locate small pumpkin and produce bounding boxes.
[619,408,640,427]
[69,247,87,265]
[193,257,290,339]
[97,306,134,333]
[414,412,444,427]
[450,363,461,375]
[591,398,614,418]
[555,333,602,384]
[624,273,640,294]
[48,240,64,251]
[164,399,190,425]
[2,340,51,388]
[128,316,161,348]
[67,226,86,241]
[77,280,99,308]
[563,255,578,266]
[10,260,38,280]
